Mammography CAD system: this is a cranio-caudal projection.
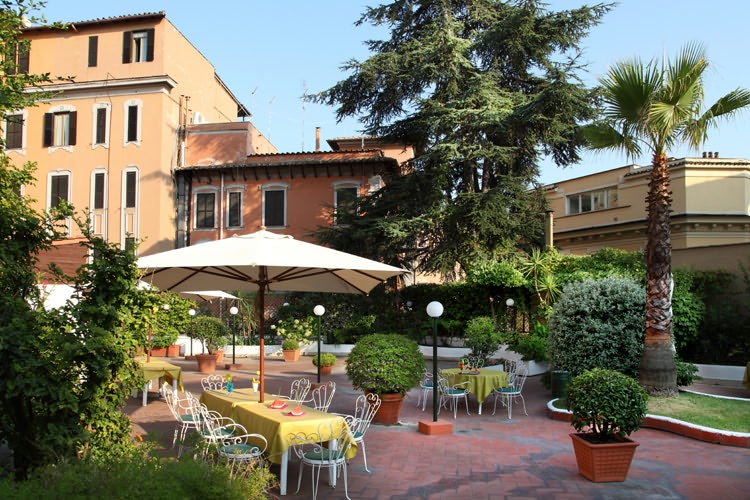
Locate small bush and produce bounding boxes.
[346,333,424,395]
[463,316,502,363]
[675,357,701,387]
[547,276,645,377]
[312,352,337,366]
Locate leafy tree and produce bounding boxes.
[311,0,612,276]
[0,1,144,477]
[583,43,750,395]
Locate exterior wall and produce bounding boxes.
[546,157,750,256]
[15,13,249,269]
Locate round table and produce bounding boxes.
[442,367,509,415]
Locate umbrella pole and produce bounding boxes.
[258,283,266,403]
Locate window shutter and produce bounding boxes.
[122,31,132,63]
[68,111,77,146]
[146,28,155,61]
[88,36,98,67]
[17,44,29,74]
[95,108,106,144]
[127,106,138,142]
[42,113,53,147]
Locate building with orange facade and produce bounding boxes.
[8,12,266,275]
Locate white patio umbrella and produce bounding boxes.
[137,229,408,401]
[179,290,239,301]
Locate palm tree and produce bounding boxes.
[584,42,750,396]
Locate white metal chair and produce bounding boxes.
[416,371,434,411]
[438,376,471,419]
[310,381,336,412]
[163,383,201,457]
[201,374,226,391]
[342,392,381,473]
[216,422,268,477]
[492,362,529,419]
[190,397,238,456]
[275,378,311,404]
[290,419,353,500]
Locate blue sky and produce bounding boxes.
[39,1,749,185]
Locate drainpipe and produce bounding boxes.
[545,210,554,249]
[220,171,225,240]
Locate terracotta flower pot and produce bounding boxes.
[319,365,333,375]
[211,349,224,364]
[369,392,404,425]
[195,353,218,373]
[570,432,639,482]
[282,349,300,362]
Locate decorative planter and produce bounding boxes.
[319,365,334,376]
[195,353,219,374]
[149,346,168,357]
[211,349,224,364]
[166,344,180,357]
[570,432,639,482]
[369,392,404,425]
[282,349,301,362]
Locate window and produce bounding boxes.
[567,188,617,215]
[93,172,105,210]
[7,42,29,75]
[90,169,107,236]
[49,173,69,209]
[122,100,142,145]
[88,36,98,67]
[91,103,110,147]
[195,192,216,229]
[95,108,107,144]
[126,105,138,142]
[43,110,77,147]
[124,237,136,254]
[333,182,359,225]
[122,29,154,64]
[227,191,242,228]
[4,113,23,150]
[125,171,137,208]
[121,168,139,251]
[262,183,288,228]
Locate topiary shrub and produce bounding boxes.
[675,357,701,386]
[346,333,424,395]
[567,368,648,441]
[463,316,502,364]
[547,276,645,377]
[186,316,228,354]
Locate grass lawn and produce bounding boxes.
[553,391,750,433]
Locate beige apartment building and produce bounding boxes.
[8,12,269,274]
[544,154,750,276]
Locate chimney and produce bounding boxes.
[315,127,321,152]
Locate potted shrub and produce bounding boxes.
[312,352,337,375]
[345,333,425,425]
[281,338,301,362]
[566,368,649,482]
[273,316,315,362]
[186,316,228,373]
[464,316,502,366]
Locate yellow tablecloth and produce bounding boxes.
[743,362,750,390]
[442,368,508,403]
[199,389,357,464]
[135,356,183,391]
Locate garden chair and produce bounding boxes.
[492,362,528,419]
[275,378,311,404]
[341,392,381,473]
[200,374,226,391]
[310,381,336,412]
[416,371,434,411]
[216,422,267,477]
[437,376,471,419]
[290,419,354,500]
[163,383,201,457]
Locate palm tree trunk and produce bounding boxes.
[641,152,677,396]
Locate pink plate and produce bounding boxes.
[287,411,306,417]
[269,403,288,409]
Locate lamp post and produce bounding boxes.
[229,305,239,365]
[188,308,196,356]
[426,301,444,422]
[505,298,515,330]
[313,305,326,383]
